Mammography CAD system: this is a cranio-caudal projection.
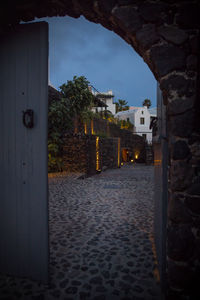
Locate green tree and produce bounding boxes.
[59,75,94,118]
[48,76,95,172]
[142,98,152,108]
[48,97,72,172]
[115,99,129,113]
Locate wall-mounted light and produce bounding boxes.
[91,120,94,135]
[84,122,87,134]
[96,136,100,171]
[118,138,121,167]
[135,151,139,160]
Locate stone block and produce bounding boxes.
[150,44,186,77]
[113,7,142,33]
[168,97,195,115]
[160,74,195,99]
[186,54,198,71]
[97,0,116,15]
[176,3,199,29]
[118,0,139,5]
[185,196,200,215]
[170,160,194,191]
[172,140,190,160]
[189,35,199,55]
[136,24,159,51]
[139,2,169,23]
[158,25,188,45]
[167,223,195,261]
[168,193,192,223]
[190,142,200,158]
[168,110,194,138]
[168,259,195,290]
[187,183,200,196]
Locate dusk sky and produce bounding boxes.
[36,15,157,107]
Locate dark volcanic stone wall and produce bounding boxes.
[62,134,119,174]
[92,118,146,162]
[63,134,88,173]
[1,1,200,298]
[85,118,146,163]
[100,137,119,169]
[63,134,96,175]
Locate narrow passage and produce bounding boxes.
[0,164,161,299]
[48,164,161,299]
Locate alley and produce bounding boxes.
[0,164,161,299]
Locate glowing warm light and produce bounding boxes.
[118,138,121,167]
[131,159,134,163]
[154,159,162,166]
[84,123,87,134]
[91,120,94,135]
[134,151,140,160]
[121,162,123,166]
[96,136,100,171]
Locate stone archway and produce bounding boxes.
[1,1,199,299]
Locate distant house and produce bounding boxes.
[89,87,116,115]
[92,96,108,113]
[115,105,157,143]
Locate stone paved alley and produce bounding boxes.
[0,164,161,299]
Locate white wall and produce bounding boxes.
[115,106,156,143]
[105,98,116,115]
[134,107,152,143]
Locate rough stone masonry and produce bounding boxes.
[0,1,200,299]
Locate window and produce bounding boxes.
[127,117,129,122]
[142,134,147,140]
[141,111,144,114]
[140,117,145,124]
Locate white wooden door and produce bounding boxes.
[0,22,49,283]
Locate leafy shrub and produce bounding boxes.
[48,98,72,172]
[48,76,95,172]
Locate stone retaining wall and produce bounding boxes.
[63,132,146,175]
[63,134,96,174]
[90,118,147,163]
[63,134,120,175]
[100,137,119,169]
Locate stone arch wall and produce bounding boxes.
[1,1,200,298]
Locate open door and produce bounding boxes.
[0,22,49,283]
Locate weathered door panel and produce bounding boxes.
[0,22,49,282]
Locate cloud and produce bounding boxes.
[36,15,156,107]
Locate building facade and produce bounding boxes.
[115,106,157,143]
[92,90,116,115]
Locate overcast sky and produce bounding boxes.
[36,15,157,107]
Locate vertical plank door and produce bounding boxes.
[0,22,49,283]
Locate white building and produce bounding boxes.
[91,89,116,115]
[115,106,157,143]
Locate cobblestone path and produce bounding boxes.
[0,164,161,299]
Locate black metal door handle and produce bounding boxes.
[22,109,34,128]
